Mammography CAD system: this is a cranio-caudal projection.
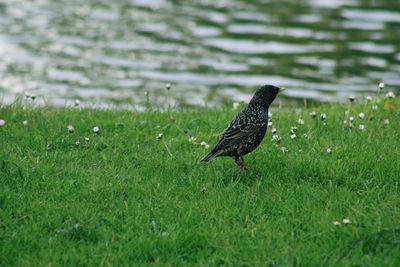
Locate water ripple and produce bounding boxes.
[0,0,399,107]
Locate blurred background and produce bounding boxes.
[0,0,399,109]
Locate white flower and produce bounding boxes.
[310,111,317,118]
[290,133,297,140]
[383,119,389,125]
[366,95,372,102]
[348,95,355,102]
[25,92,31,98]
[297,118,304,125]
[281,147,288,153]
[358,113,365,119]
[326,148,332,154]
[74,99,80,106]
[268,121,273,127]
[23,120,28,125]
[379,82,385,90]
[372,105,378,110]
[165,83,171,91]
[189,136,197,144]
[321,113,326,121]
[271,128,277,134]
[156,133,163,140]
[233,102,240,110]
[385,91,395,99]
[343,120,347,124]
[161,231,169,237]
[358,124,365,131]
[290,126,298,134]
[348,122,354,129]
[349,116,354,123]
[67,125,75,133]
[30,94,36,100]
[92,126,100,133]
[268,112,273,118]
[272,135,281,143]
[342,218,351,224]
[0,119,6,126]
[333,221,340,226]
[84,137,90,141]
[200,141,210,149]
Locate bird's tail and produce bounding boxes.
[201,150,222,162]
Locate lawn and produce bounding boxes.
[1,96,399,266]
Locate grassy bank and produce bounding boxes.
[1,98,400,266]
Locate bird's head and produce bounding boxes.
[249,85,284,109]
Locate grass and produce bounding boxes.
[1,97,400,266]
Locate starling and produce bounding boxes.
[201,85,284,170]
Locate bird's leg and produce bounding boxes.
[235,156,247,171]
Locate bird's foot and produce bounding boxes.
[235,157,248,171]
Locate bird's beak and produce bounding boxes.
[279,87,287,93]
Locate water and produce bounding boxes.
[0,0,399,109]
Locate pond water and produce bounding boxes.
[0,0,399,108]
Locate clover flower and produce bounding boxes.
[25,92,31,98]
[23,120,28,125]
[366,95,372,102]
[379,82,385,90]
[383,119,389,125]
[268,112,273,118]
[342,218,351,224]
[321,113,326,121]
[84,137,90,141]
[165,83,171,91]
[358,113,365,119]
[358,124,365,131]
[281,147,288,153]
[156,133,163,140]
[348,95,355,102]
[200,141,210,149]
[233,102,240,110]
[290,133,297,140]
[386,91,395,99]
[290,126,298,134]
[92,126,100,133]
[271,128,277,134]
[0,119,6,127]
[297,118,304,125]
[310,111,317,118]
[372,105,378,110]
[326,148,332,154]
[74,99,80,106]
[272,135,281,143]
[349,116,354,123]
[67,125,75,133]
[333,221,340,226]
[268,121,273,127]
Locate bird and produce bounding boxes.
[201,85,284,170]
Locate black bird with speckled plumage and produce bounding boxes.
[201,85,283,170]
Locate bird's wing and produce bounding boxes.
[216,116,266,148]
